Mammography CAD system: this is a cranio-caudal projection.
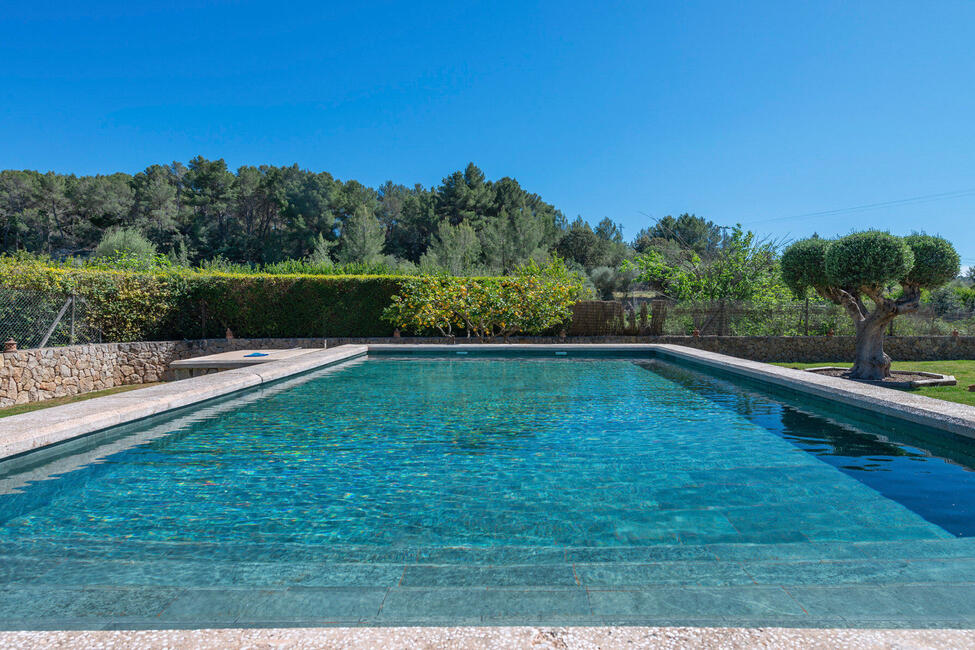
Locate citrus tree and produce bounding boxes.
[383,258,584,339]
[781,232,959,380]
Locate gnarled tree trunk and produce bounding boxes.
[819,284,920,382]
[850,309,896,380]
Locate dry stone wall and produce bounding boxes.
[0,338,325,407]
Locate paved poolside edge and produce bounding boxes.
[650,343,975,440]
[0,345,368,461]
[1,626,973,649]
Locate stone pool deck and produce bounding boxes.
[1,626,973,648]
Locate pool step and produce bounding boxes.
[4,555,975,591]
[5,536,975,564]
[4,541,975,629]
[4,538,975,591]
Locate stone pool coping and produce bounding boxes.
[0,345,367,461]
[1,625,973,648]
[168,347,319,369]
[652,344,975,440]
[2,341,974,461]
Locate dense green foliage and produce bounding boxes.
[627,227,781,302]
[903,234,962,288]
[633,213,725,257]
[93,227,157,260]
[782,232,960,297]
[0,256,407,340]
[824,231,915,290]
[2,159,753,297]
[779,236,830,298]
[0,161,574,275]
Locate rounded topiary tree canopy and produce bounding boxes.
[824,231,914,291]
[780,236,830,297]
[903,233,961,288]
[781,231,959,380]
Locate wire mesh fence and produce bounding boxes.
[3,286,973,348]
[569,299,975,337]
[0,288,102,349]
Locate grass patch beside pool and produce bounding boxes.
[0,382,163,419]
[772,360,975,407]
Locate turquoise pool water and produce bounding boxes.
[2,354,975,628]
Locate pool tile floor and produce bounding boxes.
[3,358,975,629]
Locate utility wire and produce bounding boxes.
[636,211,698,251]
[744,188,975,225]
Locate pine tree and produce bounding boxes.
[306,233,335,265]
[132,165,180,249]
[435,163,494,229]
[336,206,384,264]
[420,220,481,274]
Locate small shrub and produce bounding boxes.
[94,228,157,261]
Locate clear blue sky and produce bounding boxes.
[2,1,973,269]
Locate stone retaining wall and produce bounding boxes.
[0,338,325,407]
[2,335,971,408]
[327,335,975,363]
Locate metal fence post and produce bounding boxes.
[38,297,72,349]
[69,292,76,345]
[804,296,809,336]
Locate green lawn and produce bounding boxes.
[771,360,975,407]
[0,383,162,419]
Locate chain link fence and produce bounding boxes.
[0,288,102,349]
[3,287,974,347]
[569,298,975,337]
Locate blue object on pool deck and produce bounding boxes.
[3,355,975,629]
[243,352,269,357]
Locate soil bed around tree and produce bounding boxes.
[804,366,956,389]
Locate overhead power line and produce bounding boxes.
[744,188,975,225]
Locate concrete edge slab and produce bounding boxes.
[650,344,975,439]
[1,625,973,649]
[367,343,975,439]
[0,345,368,461]
[168,348,318,369]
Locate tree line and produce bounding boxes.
[0,158,727,280]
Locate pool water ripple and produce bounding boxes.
[1,356,975,628]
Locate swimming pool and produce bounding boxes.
[2,353,975,628]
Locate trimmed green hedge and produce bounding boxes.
[176,274,404,339]
[0,260,412,340]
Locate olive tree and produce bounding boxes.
[781,232,959,380]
